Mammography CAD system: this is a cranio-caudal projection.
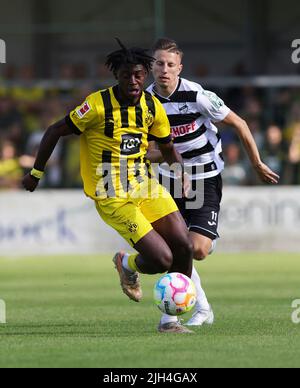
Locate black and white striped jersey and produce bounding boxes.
[147,78,231,180]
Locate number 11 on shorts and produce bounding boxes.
[208,211,218,226]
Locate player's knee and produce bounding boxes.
[193,246,209,261]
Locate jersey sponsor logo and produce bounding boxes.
[171,121,197,138]
[120,134,142,155]
[76,101,91,118]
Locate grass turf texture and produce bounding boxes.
[0,253,299,368]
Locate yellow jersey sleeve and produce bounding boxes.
[148,96,172,143]
[68,93,101,134]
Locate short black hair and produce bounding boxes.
[106,38,155,75]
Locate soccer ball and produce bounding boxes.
[153,272,197,316]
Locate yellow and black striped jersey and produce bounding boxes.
[67,86,171,200]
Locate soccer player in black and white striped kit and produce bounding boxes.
[147,38,279,327]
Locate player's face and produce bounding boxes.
[152,50,183,91]
[116,64,147,104]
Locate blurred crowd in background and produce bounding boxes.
[0,63,300,189]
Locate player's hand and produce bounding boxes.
[255,162,280,184]
[183,172,191,198]
[22,173,40,192]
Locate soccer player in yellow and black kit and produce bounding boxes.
[22,40,194,334]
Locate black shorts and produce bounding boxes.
[159,173,223,240]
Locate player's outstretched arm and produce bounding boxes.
[222,111,280,184]
[22,118,74,192]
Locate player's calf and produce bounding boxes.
[169,237,194,276]
[134,231,174,274]
[194,246,210,261]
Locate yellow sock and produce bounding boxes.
[127,254,140,273]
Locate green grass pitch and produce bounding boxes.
[0,253,300,368]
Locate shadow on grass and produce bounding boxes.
[0,320,158,337]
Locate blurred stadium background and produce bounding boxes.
[0,0,299,254]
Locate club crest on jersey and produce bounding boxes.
[125,221,139,233]
[145,110,154,127]
[76,101,91,118]
[178,103,189,114]
[120,134,142,155]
